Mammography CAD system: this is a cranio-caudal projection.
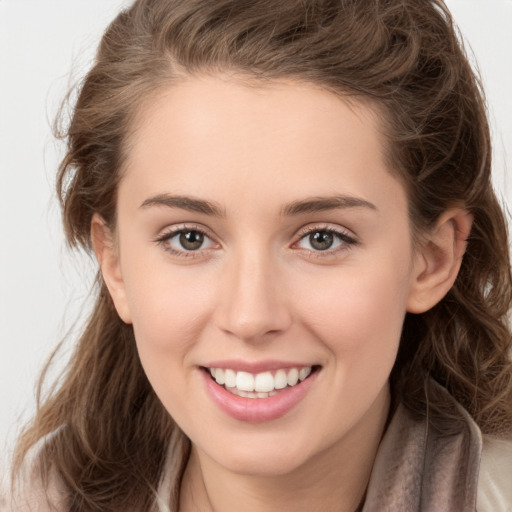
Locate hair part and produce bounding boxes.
[14,1,512,510]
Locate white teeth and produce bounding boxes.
[299,367,311,381]
[254,371,274,392]
[236,371,255,392]
[226,388,275,399]
[224,369,236,388]
[214,368,225,385]
[287,368,299,386]
[274,369,288,389]
[209,366,313,396]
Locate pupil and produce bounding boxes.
[310,231,333,250]
[180,231,204,250]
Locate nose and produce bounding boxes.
[215,246,292,342]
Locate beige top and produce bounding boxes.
[2,381,512,511]
[478,436,512,512]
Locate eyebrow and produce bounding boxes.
[139,194,225,217]
[281,195,378,216]
[139,193,377,217]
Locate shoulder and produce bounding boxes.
[1,433,68,512]
[477,434,512,512]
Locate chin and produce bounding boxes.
[217,450,311,477]
[198,427,321,477]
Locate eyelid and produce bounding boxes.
[292,223,359,254]
[153,223,220,257]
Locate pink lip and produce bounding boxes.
[201,367,318,423]
[204,359,312,373]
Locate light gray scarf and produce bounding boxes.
[363,380,481,511]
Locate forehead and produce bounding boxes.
[120,75,405,217]
[125,75,385,161]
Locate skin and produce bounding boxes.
[93,75,472,512]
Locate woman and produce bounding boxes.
[6,0,512,510]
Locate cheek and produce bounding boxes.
[293,259,410,428]
[120,239,212,349]
[122,266,214,417]
[296,251,412,364]
[129,280,210,360]
[118,255,216,404]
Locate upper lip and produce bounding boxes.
[202,360,317,373]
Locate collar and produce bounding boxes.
[363,378,482,511]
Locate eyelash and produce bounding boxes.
[153,224,359,259]
[154,225,217,259]
[293,224,359,257]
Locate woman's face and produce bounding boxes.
[104,76,424,476]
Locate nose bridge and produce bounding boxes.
[217,242,291,341]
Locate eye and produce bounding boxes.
[155,226,217,256]
[175,230,206,251]
[295,227,358,253]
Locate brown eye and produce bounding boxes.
[295,227,358,255]
[155,227,216,255]
[179,230,205,250]
[309,231,334,251]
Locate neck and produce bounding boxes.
[179,386,390,512]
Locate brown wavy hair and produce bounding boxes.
[14,0,512,510]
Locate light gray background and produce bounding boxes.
[1,0,511,467]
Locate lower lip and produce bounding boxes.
[202,369,318,422]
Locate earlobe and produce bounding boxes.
[406,209,473,314]
[91,214,132,324]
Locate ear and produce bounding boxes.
[407,209,473,314]
[91,213,132,324]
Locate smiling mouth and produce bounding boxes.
[203,366,320,399]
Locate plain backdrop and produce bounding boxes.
[1,0,511,467]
